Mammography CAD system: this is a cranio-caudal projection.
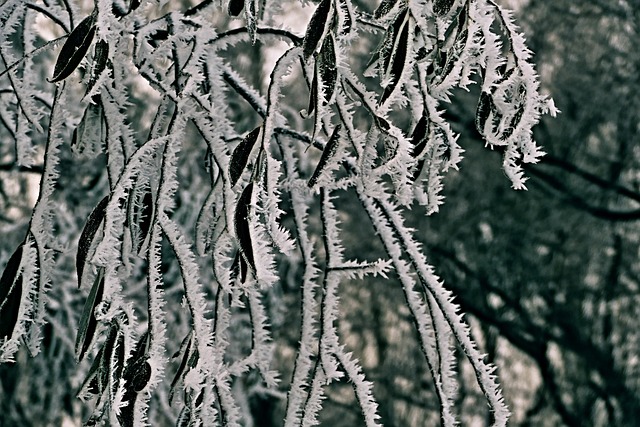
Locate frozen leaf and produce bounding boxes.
[475,91,494,134]
[336,0,353,35]
[230,126,261,186]
[119,333,151,426]
[380,11,409,105]
[127,184,154,255]
[245,0,258,43]
[50,13,97,83]
[127,359,151,392]
[77,196,108,289]
[411,114,430,158]
[308,124,342,188]
[96,323,118,398]
[302,0,331,60]
[77,346,104,397]
[318,34,337,104]
[72,102,105,158]
[148,29,169,49]
[374,0,397,19]
[385,10,408,72]
[129,0,141,12]
[0,243,24,341]
[235,183,255,272]
[231,249,249,283]
[86,40,109,99]
[75,268,105,362]
[228,0,244,16]
[502,104,524,140]
[433,0,455,16]
[169,331,193,404]
[106,324,125,401]
[302,65,318,118]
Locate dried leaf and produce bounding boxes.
[75,268,105,362]
[375,115,391,132]
[77,196,109,289]
[0,242,24,340]
[50,13,97,83]
[230,126,261,186]
[234,183,255,272]
[302,0,331,60]
[308,124,342,188]
[228,0,244,16]
[132,331,149,361]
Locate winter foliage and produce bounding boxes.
[0,0,555,425]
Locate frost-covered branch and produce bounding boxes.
[0,0,554,425]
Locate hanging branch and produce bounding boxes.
[0,0,555,425]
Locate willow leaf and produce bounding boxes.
[0,243,24,340]
[381,12,409,105]
[77,196,108,289]
[302,0,331,60]
[235,183,255,272]
[119,333,151,426]
[475,91,494,135]
[75,268,105,362]
[374,0,397,19]
[77,346,104,398]
[433,0,455,16]
[109,328,125,402]
[50,13,97,83]
[230,126,261,186]
[128,184,154,255]
[308,124,342,188]
[318,34,337,104]
[302,65,318,118]
[336,0,353,35]
[169,331,193,404]
[411,114,430,158]
[245,0,257,43]
[228,0,244,16]
[86,40,109,99]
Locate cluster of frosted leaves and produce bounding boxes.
[0,0,555,426]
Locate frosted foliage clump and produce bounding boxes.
[0,0,554,426]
